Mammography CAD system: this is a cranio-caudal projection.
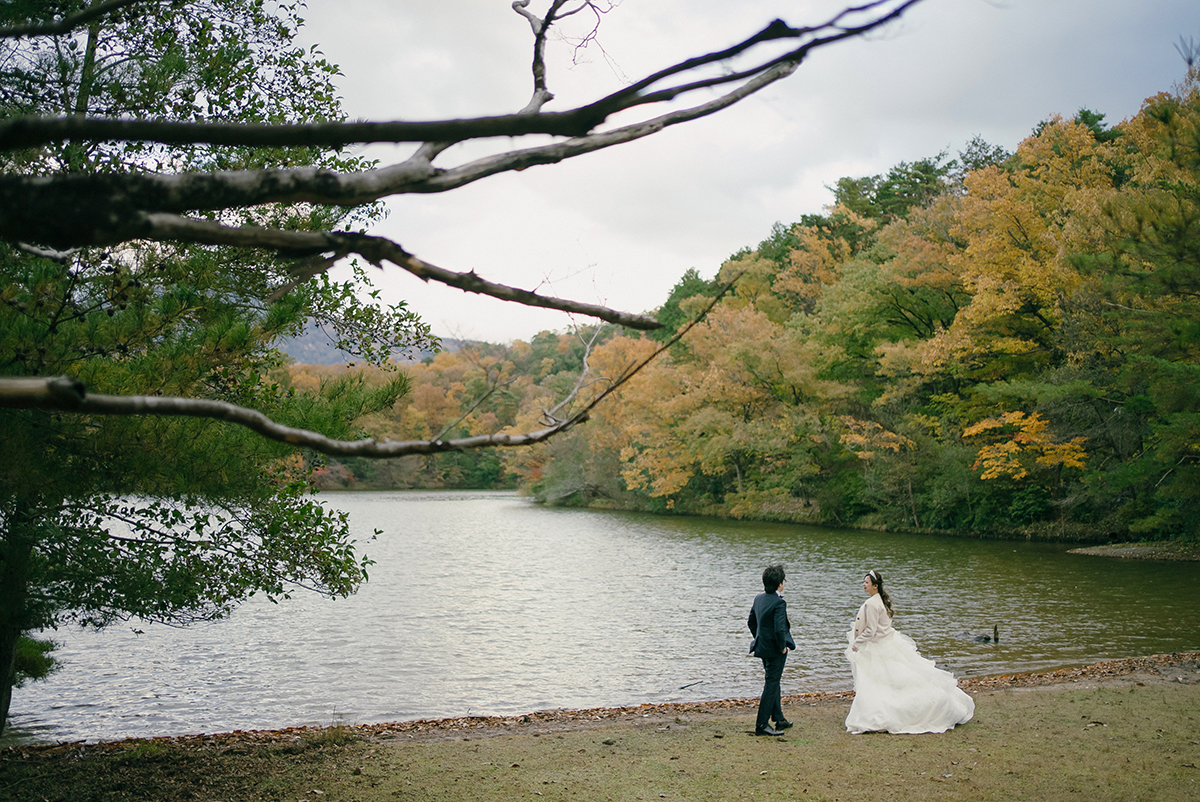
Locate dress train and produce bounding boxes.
[844,629,974,734]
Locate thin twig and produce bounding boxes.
[432,363,516,444]
[542,324,607,424]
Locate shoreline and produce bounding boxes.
[13,651,1196,751]
[1067,541,1200,561]
[5,652,1198,802]
[322,492,1200,553]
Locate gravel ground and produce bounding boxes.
[1067,541,1200,561]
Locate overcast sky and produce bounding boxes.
[295,0,1198,344]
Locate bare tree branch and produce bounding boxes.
[15,242,77,263]
[133,213,663,330]
[413,59,803,194]
[0,57,800,249]
[0,111,601,151]
[0,1,925,256]
[540,324,608,424]
[0,375,571,456]
[0,0,154,39]
[1,2,922,444]
[0,1,921,152]
[513,0,556,113]
[0,0,923,336]
[514,1,612,113]
[525,271,745,430]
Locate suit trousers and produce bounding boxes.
[756,652,787,730]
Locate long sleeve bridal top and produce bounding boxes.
[850,593,893,649]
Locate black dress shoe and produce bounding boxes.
[754,725,783,736]
[774,720,793,729]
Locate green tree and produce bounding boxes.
[1069,73,1200,537]
[0,0,425,735]
[1073,108,1123,144]
[650,268,720,341]
[952,135,1011,181]
[873,153,955,220]
[826,153,955,223]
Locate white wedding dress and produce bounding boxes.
[844,593,974,734]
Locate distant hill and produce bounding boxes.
[277,322,463,366]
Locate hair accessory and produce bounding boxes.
[868,570,878,581]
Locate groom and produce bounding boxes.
[747,564,796,736]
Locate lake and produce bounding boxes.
[4,490,1195,744]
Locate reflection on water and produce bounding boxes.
[5,491,1195,744]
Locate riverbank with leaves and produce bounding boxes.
[3,653,1196,801]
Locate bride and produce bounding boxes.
[844,570,974,734]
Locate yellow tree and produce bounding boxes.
[618,302,831,512]
[963,411,1087,481]
[812,196,967,405]
[771,205,877,315]
[914,117,1125,377]
[502,332,659,502]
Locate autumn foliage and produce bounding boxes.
[295,70,1200,541]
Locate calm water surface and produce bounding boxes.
[4,491,1195,744]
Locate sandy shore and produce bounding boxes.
[349,651,1200,744]
[4,652,1198,802]
[20,651,1192,750]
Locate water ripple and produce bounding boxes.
[4,490,1195,744]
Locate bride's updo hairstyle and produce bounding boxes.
[867,570,894,617]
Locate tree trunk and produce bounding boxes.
[0,625,18,738]
[61,21,102,173]
[907,474,920,529]
[0,498,37,737]
[74,22,101,115]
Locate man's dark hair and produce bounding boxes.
[762,564,786,592]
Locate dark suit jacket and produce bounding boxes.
[748,591,797,658]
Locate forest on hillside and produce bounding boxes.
[288,71,1200,542]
